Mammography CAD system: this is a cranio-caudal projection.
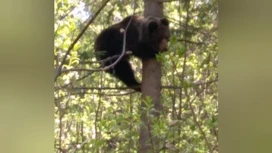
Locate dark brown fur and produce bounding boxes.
[94,15,170,92]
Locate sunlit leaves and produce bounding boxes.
[54,0,218,152]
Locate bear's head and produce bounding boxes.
[139,16,170,52]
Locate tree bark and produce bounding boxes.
[139,0,164,152]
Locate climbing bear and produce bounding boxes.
[94,15,170,92]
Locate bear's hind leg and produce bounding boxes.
[105,60,141,92]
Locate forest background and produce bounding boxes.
[54,0,218,152]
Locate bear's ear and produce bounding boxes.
[148,21,158,33]
[160,18,169,26]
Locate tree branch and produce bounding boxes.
[54,0,111,82]
[102,1,137,70]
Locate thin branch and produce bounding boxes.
[178,0,190,122]
[186,87,212,153]
[58,52,133,82]
[80,51,132,65]
[177,38,204,45]
[58,5,76,20]
[70,87,133,91]
[58,1,93,21]
[72,138,91,152]
[102,16,135,70]
[61,68,101,73]
[56,72,94,89]
[98,91,136,96]
[54,0,111,82]
[159,0,179,2]
[94,90,102,144]
[65,81,217,91]
[57,94,71,152]
[55,79,217,94]
[147,118,155,152]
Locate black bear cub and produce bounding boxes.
[94,15,170,92]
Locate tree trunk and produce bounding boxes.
[139,0,164,152]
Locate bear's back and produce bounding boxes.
[94,16,142,59]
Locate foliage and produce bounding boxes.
[54,0,218,152]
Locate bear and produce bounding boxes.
[94,15,170,92]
